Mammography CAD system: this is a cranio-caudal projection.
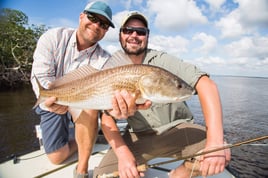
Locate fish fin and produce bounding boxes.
[68,108,83,121]
[50,65,99,88]
[32,75,46,108]
[33,98,43,109]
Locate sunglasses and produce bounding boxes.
[84,11,110,30]
[120,27,149,36]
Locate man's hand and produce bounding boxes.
[106,90,151,119]
[117,147,145,178]
[44,96,68,114]
[199,145,231,176]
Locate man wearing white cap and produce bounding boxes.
[94,11,231,178]
[31,1,136,177]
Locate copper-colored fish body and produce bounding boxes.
[36,64,194,109]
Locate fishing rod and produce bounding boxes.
[97,135,268,178]
[148,135,268,168]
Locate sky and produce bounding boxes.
[2,0,268,77]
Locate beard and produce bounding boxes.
[120,36,148,56]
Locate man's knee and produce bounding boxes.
[183,159,202,177]
[47,143,71,164]
[169,160,201,178]
[47,155,64,165]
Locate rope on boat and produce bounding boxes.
[33,151,106,178]
[97,135,268,178]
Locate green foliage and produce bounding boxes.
[0,8,47,89]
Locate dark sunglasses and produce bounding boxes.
[84,11,110,30]
[120,27,149,36]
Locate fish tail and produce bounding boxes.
[33,75,45,109]
[33,97,45,109]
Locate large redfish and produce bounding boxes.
[34,64,194,109]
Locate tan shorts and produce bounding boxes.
[94,122,206,177]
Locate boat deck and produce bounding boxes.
[0,143,235,178]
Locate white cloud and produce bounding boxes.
[178,34,268,76]
[112,10,130,28]
[224,36,268,59]
[192,32,218,55]
[104,27,119,42]
[205,0,225,10]
[215,11,246,38]
[4,0,268,77]
[104,0,268,77]
[192,56,226,66]
[186,56,227,76]
[104,11,130,42]
[189,55,267,77]
[119,0,131,9]
[115,0,143,10]
[149,35,189,56]
[216,0,268,38]
[132,0,143,7]
[47,18,78,28]
[235,0,268,27]
[256,57,268,66]
[147,0,208,32]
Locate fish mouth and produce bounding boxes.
[176,94,193,102]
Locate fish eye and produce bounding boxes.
[175,80,182,89]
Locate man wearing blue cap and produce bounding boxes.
[30,1,134,177]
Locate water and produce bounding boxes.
[0,85,40,163]
[0,76,268,178]
[188,76,268,178]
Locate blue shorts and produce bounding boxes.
[35,106,72,153]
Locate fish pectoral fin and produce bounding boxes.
[68,108,83,121]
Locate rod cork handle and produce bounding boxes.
[97,164,148,178]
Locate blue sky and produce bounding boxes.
[2,0,268,77]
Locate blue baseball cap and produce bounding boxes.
[84,1,115,28]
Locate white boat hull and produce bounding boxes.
[0,143,235,178]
